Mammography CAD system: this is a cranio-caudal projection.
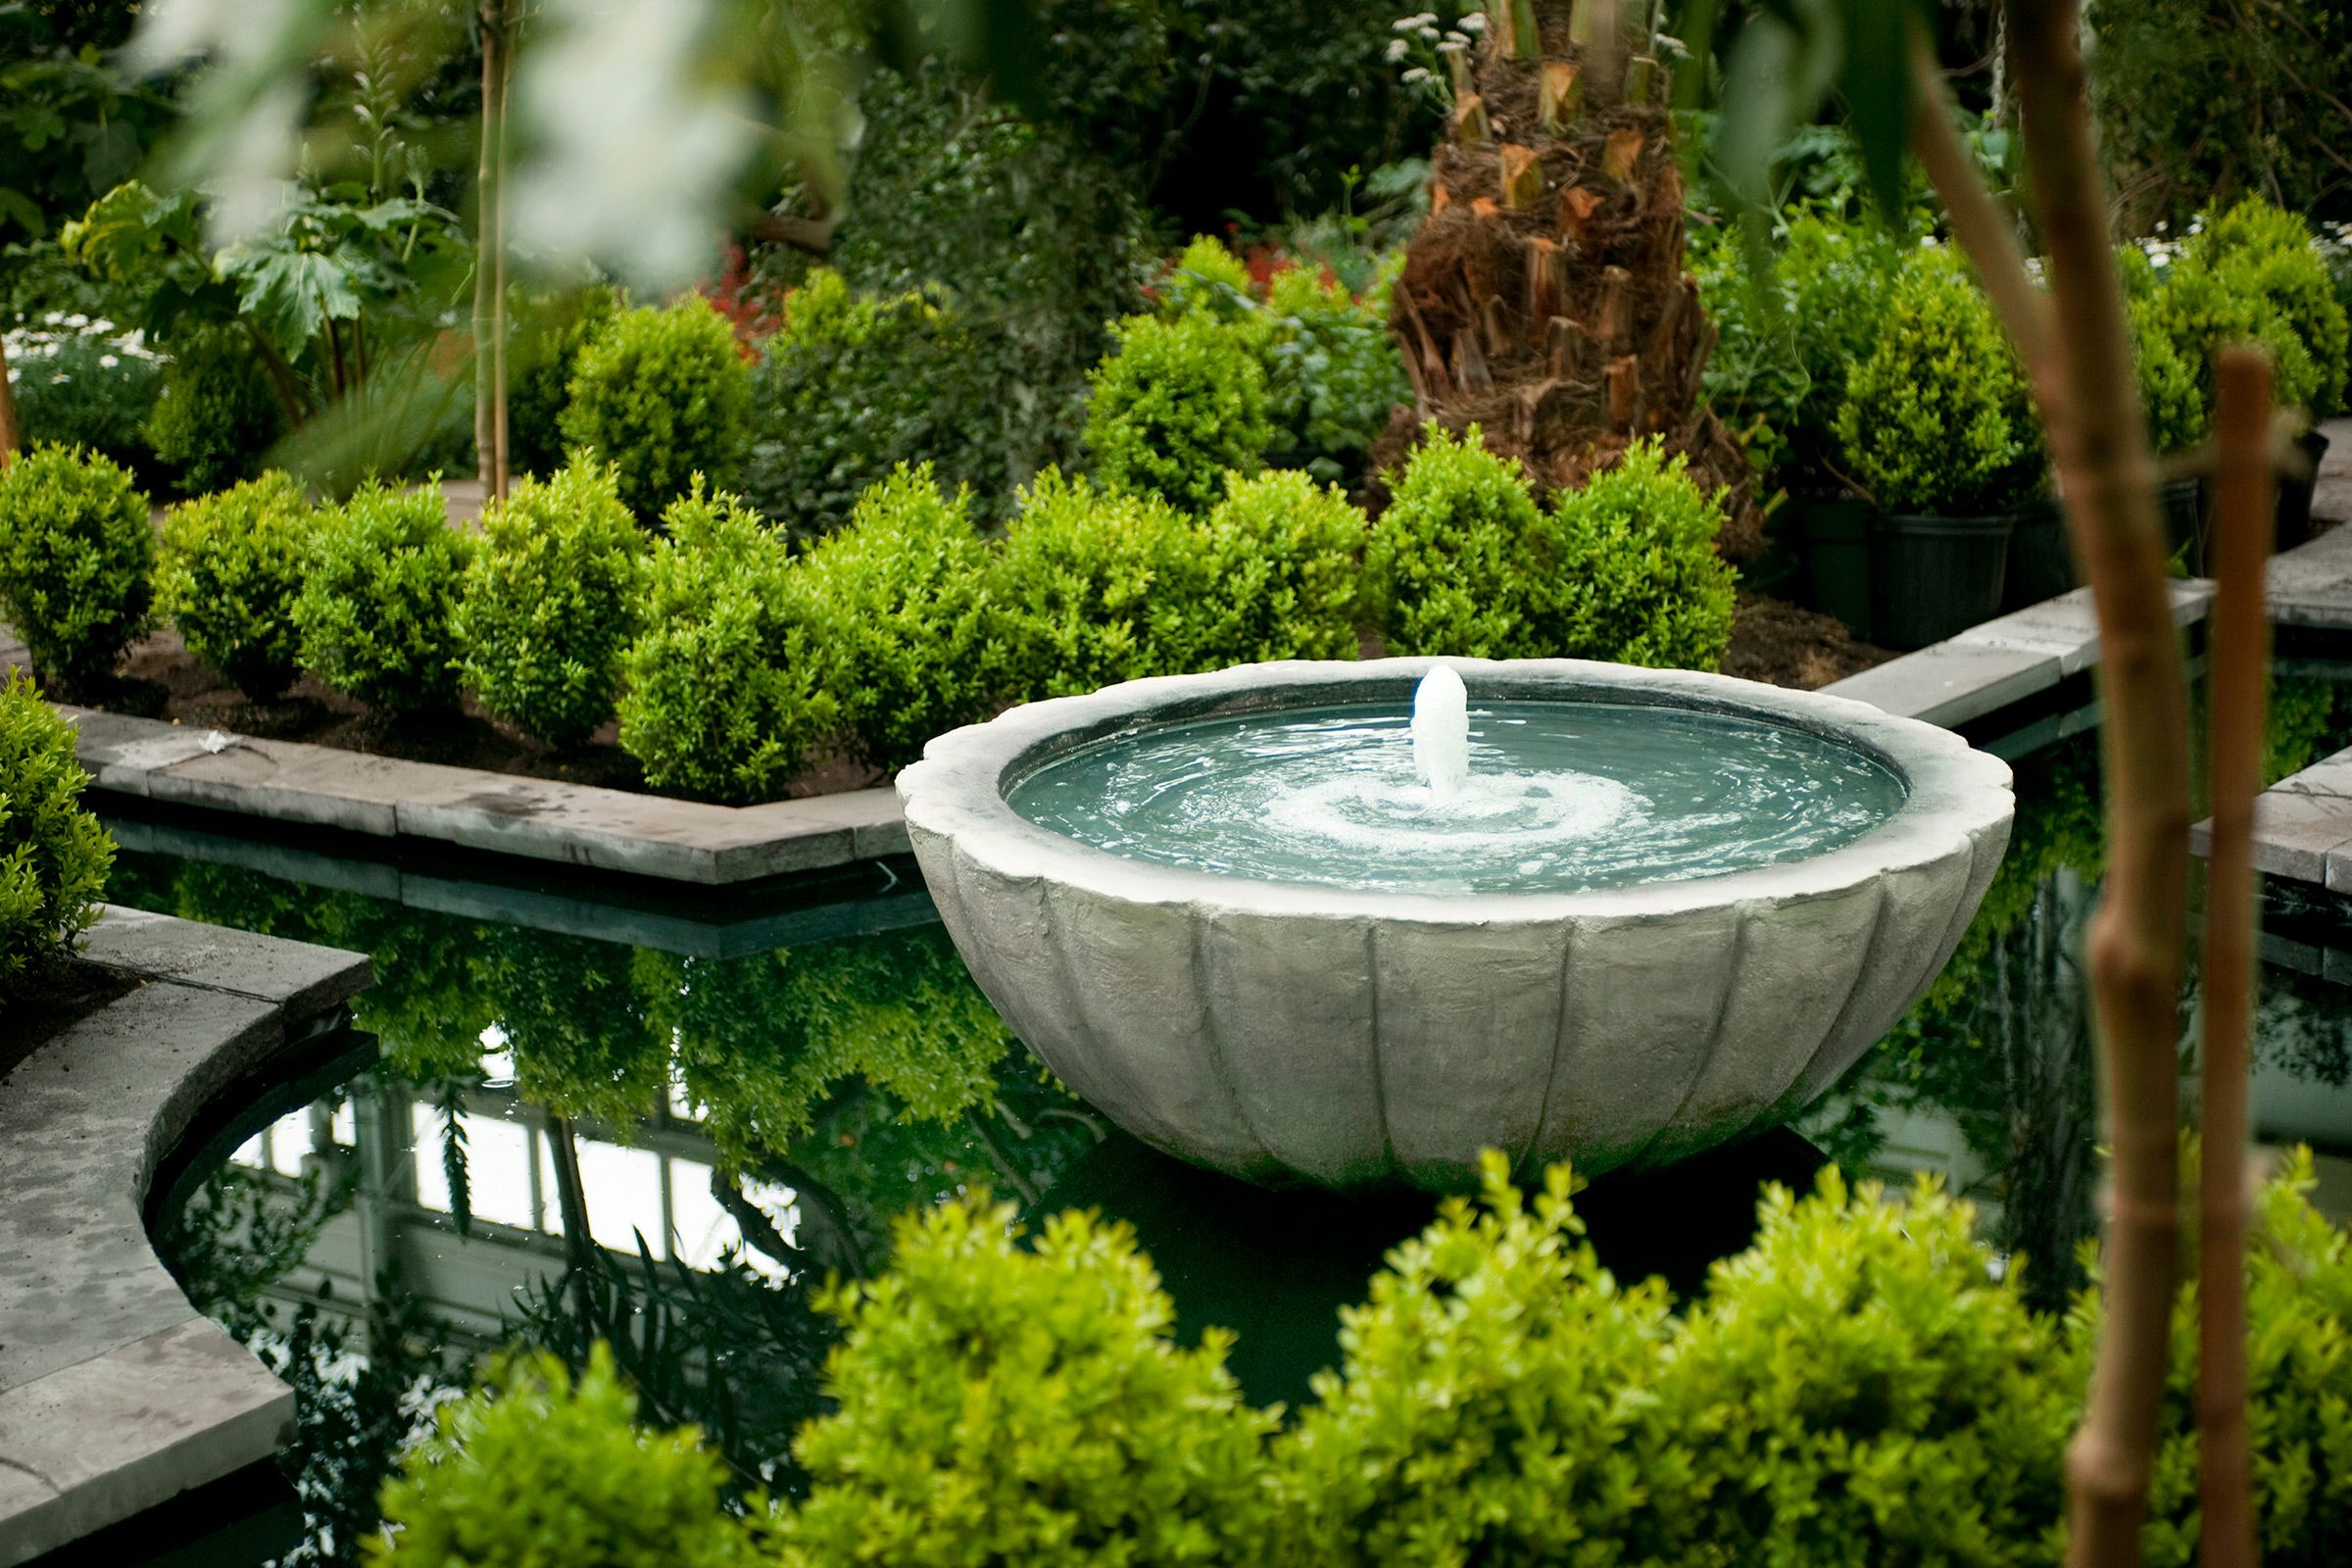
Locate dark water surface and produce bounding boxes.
[98,681,2352,1566]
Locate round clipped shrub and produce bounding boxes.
[1153,235,1256,321]
[1835,251,2043,515]
[141,328,286,495]
[2180,196,2350,416]
[1534,440,1738,670]
[2130,288,2207,456]
[0,443,154,696]
[1084,313,1272,514]
[454,463,648,747]
[1655,1169,2072,1567]
[291,479,471,717]
[156,470,314,701]
[1364,424,1539,658]
[561,297,752,522]
[744,270,1000,538]
[768,1197,1282,1567]
[795,465,994,772]
[615,485,841,804]
[1282,1152,1686,1566]
[984,468,1210,702]
[1189,468,1367,664]
[365,1345,752,1568]
[0,671,115,991]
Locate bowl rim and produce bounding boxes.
[897,657,2015,924]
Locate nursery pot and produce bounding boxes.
[2278,427,2332,552]
[1795,497,1875,643]
[1742,499,1805,602]
[2000,497,2074,612]
[2158,477,2207,574]
[1869,509,2016,651]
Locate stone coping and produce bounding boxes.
[60,707,907,885]
[0,907,371,1565]
[2193,741,2352,892]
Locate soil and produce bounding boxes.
[2,958,141,1080]
[1722,592,1898,690]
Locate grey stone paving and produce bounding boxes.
[0,909,370,1565]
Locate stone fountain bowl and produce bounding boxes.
[898,659,2014,1190]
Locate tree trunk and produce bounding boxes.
[1375,0,1756,557]
[1915,5,2192,1562]
[0,329,18,467]
[474,0,512,500]
[2196,346,2274,1568]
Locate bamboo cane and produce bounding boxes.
[2198,346,2274,1568]
[0,330,18,467]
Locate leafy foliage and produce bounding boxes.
[1835,250,2044,514]
[793,465,994,772]
[455,463,648,747]
[1084,313,1273,514]
[140,327,289,494]
[157,470,315,700]
[1189,468,1369,663]
[508,285,622,481]
[614,486,840,804]
[292,478,471,716]
[767,1198,1282,1566]
[6,312,166,475]
[984,469,1208,701]
[1535,442,1739,670]
[561,298,753,522]
[0,671,113,991]
[366,1345,753,1568]
[0,442,154,695]
[2161,197,2351,418]
[1365,425,1544,658]
[480,925,665,1132]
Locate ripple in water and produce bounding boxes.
[1006,699,1908,896]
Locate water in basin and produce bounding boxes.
[1007,679,1910,896]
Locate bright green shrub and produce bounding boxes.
[292,479,471,717]
[1532,441,1737,670]
[1283,1152,1687,1566]
[2063,1148,2352,1567]
[2130,287,2207,455]
[795,466,994,772]
[0,443,154,695]
[156,471,313,700]
[561,297,752,522]
[0,671,114,991]
[508,284,620,480]
[615,485,840,803]
[2163,196,2350,418]
[1656,1169,2072,1568]
[365,1345,752,1568]
[1155,235,1256,320]
[743,270,1003,538]
[1084,313,1272,514]
[1364,425,1540,657]
[141,328,286,495]
[1189,468,1367,664]
[454,463,647,747]
[768,1197,1282,1567]
[1258,266,1410,483]
[2141,259,2326,422]
[984,468,1210,701]
[1835,250,2044,514]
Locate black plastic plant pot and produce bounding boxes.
[1868,509,2016,651]
[2158,476,2206,574]
[2278,427,2332,552]
[2000,497,2073,612]
[1796,496,1875,642]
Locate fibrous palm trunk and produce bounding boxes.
[1377,0,1757,556]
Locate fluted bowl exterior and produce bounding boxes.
[898,659,2014,1190]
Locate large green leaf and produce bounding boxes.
[219,245,367,353]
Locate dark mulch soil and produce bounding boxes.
[2,957,141,1080]
[98,628,882,800]
[1722,592,1898,691]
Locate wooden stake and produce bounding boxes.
[0,331,18,468]
[1454,93,1493,146]
[1500,144,1545,210]
[1600,126,1645,182]
[1540,63,1583,132]
[1525,236,1567,323]
[2197,346,2274,1568]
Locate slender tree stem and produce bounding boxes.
[491,15,513,501]
[1920,6,2190,1563]
[0,330,19,467]
[473,0,507,495]
[2198,346,2273,1568]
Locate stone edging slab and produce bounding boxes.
[62,707,908,885]
[0,907,371,1566]
[2193,741,2352,891]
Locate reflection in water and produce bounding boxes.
[126,710,2352,1564]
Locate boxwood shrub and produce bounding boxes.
[2180,197,2350,416]
[614,485,841,804]
[794,464,995,772]
[1190,468,1368,663]
[0,443,154,697]
[455,463,647,748]
[156,470,314,701]
[561,297,752,523]
[1084,313,1272,514]
[1534,440,1737,670]
[0,670,114,991]
[508,284,621,481]
[141,328,286,495]
[1364,425,1541,658]
[366,1346,752,1568]
[292,479,471,717]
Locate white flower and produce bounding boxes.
[42,312,63,325]
[98,354,120,368]
[1401,66,1432,83]
[1419,24,1441,41]
[1456,10,1485,29]
[1387,36,1409,61]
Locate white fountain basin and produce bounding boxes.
[898,659,2015,1190]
